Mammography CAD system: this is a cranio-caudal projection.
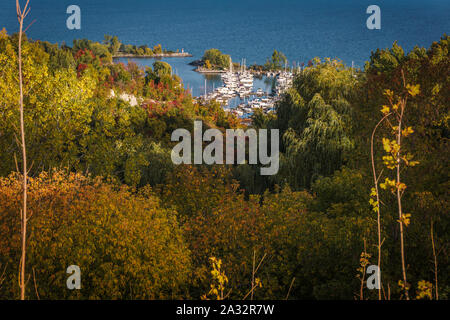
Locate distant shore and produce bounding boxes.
[113,52,193,59]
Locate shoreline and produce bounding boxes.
[194,67,280,77]
[194,68,227,74]
[113,52,193,59]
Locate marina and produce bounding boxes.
[114,56,295,122]
[200,58,295,120]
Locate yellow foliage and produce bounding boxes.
[406,84,420,97]
[380,178,396,192]
[203,257,229,300]
[381,105,390,114]
[416,281,433,300]
[398,213,411,227]
[402,127,414,137]
[0,171,191,299]
[383,89,394,98]
[0,28,7,40]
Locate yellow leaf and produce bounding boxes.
[384,89,394,98]
[381,105,390,114]
[406,84,420,97]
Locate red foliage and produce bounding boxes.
[76,63,88,77]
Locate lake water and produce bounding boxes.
[1,0,449,96]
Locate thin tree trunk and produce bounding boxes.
[396,99,408,300]
[16,0,31,301]
[430,218,439,300]
[387,283,391,300]
[285,277,295,300]
[371,113,391,300]
[251,249,255,300]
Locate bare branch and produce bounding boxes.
[285,277,295,300]
[32,267,40,300]
[24,19,36,33]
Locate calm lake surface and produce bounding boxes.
[1,0,449,96]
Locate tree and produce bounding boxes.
[0,171,192,299]
[15,0,31,301]
[361,37,449,298]
[202,49,231,70]
[153,44,162,55]
[145,61,173,85]
[264,50,287,71]
[377,78,420,300]
[153,60,172,77]
[274,59,356,189]
[110,36,121,55]
[103,35,121,55]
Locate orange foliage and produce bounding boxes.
[0,171,191,299]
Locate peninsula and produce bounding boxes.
[113,52,193,59]
[72,35,192,63]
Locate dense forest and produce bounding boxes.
[0,26,448,300]
[75,35,176,57]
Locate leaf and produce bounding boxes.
[381,105,390,114]
[384,89,394,98]
[406,84,420,97]
[402,127,414,137]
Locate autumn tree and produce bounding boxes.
[0,171,192,299]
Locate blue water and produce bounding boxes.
[2,0,449,65]
[1,0,449,96]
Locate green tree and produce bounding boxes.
[273,58,356,189]
[202,49,231,70]
[264,50,287,70]
[153,44,163,55]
